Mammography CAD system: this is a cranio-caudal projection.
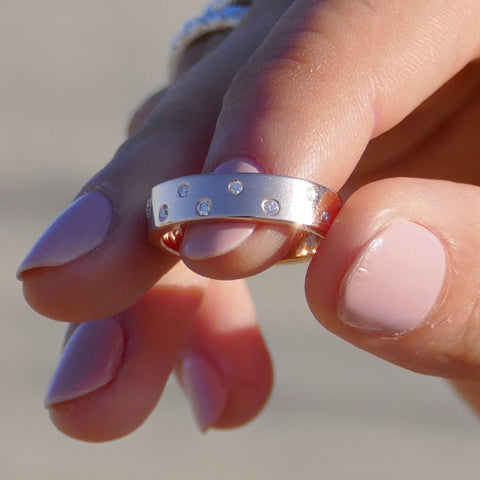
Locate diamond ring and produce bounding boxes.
[147,173,342,262]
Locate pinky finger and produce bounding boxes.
[175,279,273,432]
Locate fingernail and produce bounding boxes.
[44,317,124,407]
[17,192,112,278]
[178,354,227,432]
[338,221,447,333]
[181,158,260,260]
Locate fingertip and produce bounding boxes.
[20,267,76,322]
[181,222,257,260]
[181,223,292,280]
[177,353,228,432]
[176,279,274,430]
[17,192,113,278]
[44,317,125,408]
[305,178,480,382]
[337,221,447,334]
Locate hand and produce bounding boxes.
[18,0,480,441]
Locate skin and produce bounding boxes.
[18,0,480,440]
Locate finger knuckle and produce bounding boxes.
[232,0,383,100]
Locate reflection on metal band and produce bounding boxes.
[147,173,342,262]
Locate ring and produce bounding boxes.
[147,173,343,262]
[168,0,252,76]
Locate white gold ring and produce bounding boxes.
[147,173,342,262]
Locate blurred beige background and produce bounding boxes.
[2,1,479,479]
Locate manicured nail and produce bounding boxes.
[17,192,112,278]
[44,317,124,407]
[178,354,227,432]
[181,158,260,260]
[338,221,447,333]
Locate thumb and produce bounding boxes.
[306,178,480,383]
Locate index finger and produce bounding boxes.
[17,3,289,321]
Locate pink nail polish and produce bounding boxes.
[178,354,227,432]
[44,317,124,407]
[181,158,261,260]
[17,192,112,278]
[338,221,447,333]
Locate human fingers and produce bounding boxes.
[47,263,272,441]
[305,178,480,385]
[127,31,234,137]
[17,1,291,322]
[181,0,480,279]
[127,88,168,137]
[46,263,204,442]
[175,278,273,431]
[453,380,480,417]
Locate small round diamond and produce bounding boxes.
[196,198,212,216]
[322,211,330,222]
[178,183,190,197]
[146,199,152,219]
[262,198,280,216]
[228,180,244,195]
[158,204,169,222]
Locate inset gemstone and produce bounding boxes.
[178,182,190,197]
[322,211,330,222]
[159,204,169,222]
[196,198,212,216]
[262,198,280,216]
[228,180,244,195]
[146,198,152,219]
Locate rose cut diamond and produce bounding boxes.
[146,198,152,219]
[178,183,190,197]
[262,198,280,216]
[158,204,169,222]
[228,180,244,195]
[196,198,212,216]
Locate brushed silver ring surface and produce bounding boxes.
[147,173,342,262]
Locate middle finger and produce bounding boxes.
[181,0,480,278]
